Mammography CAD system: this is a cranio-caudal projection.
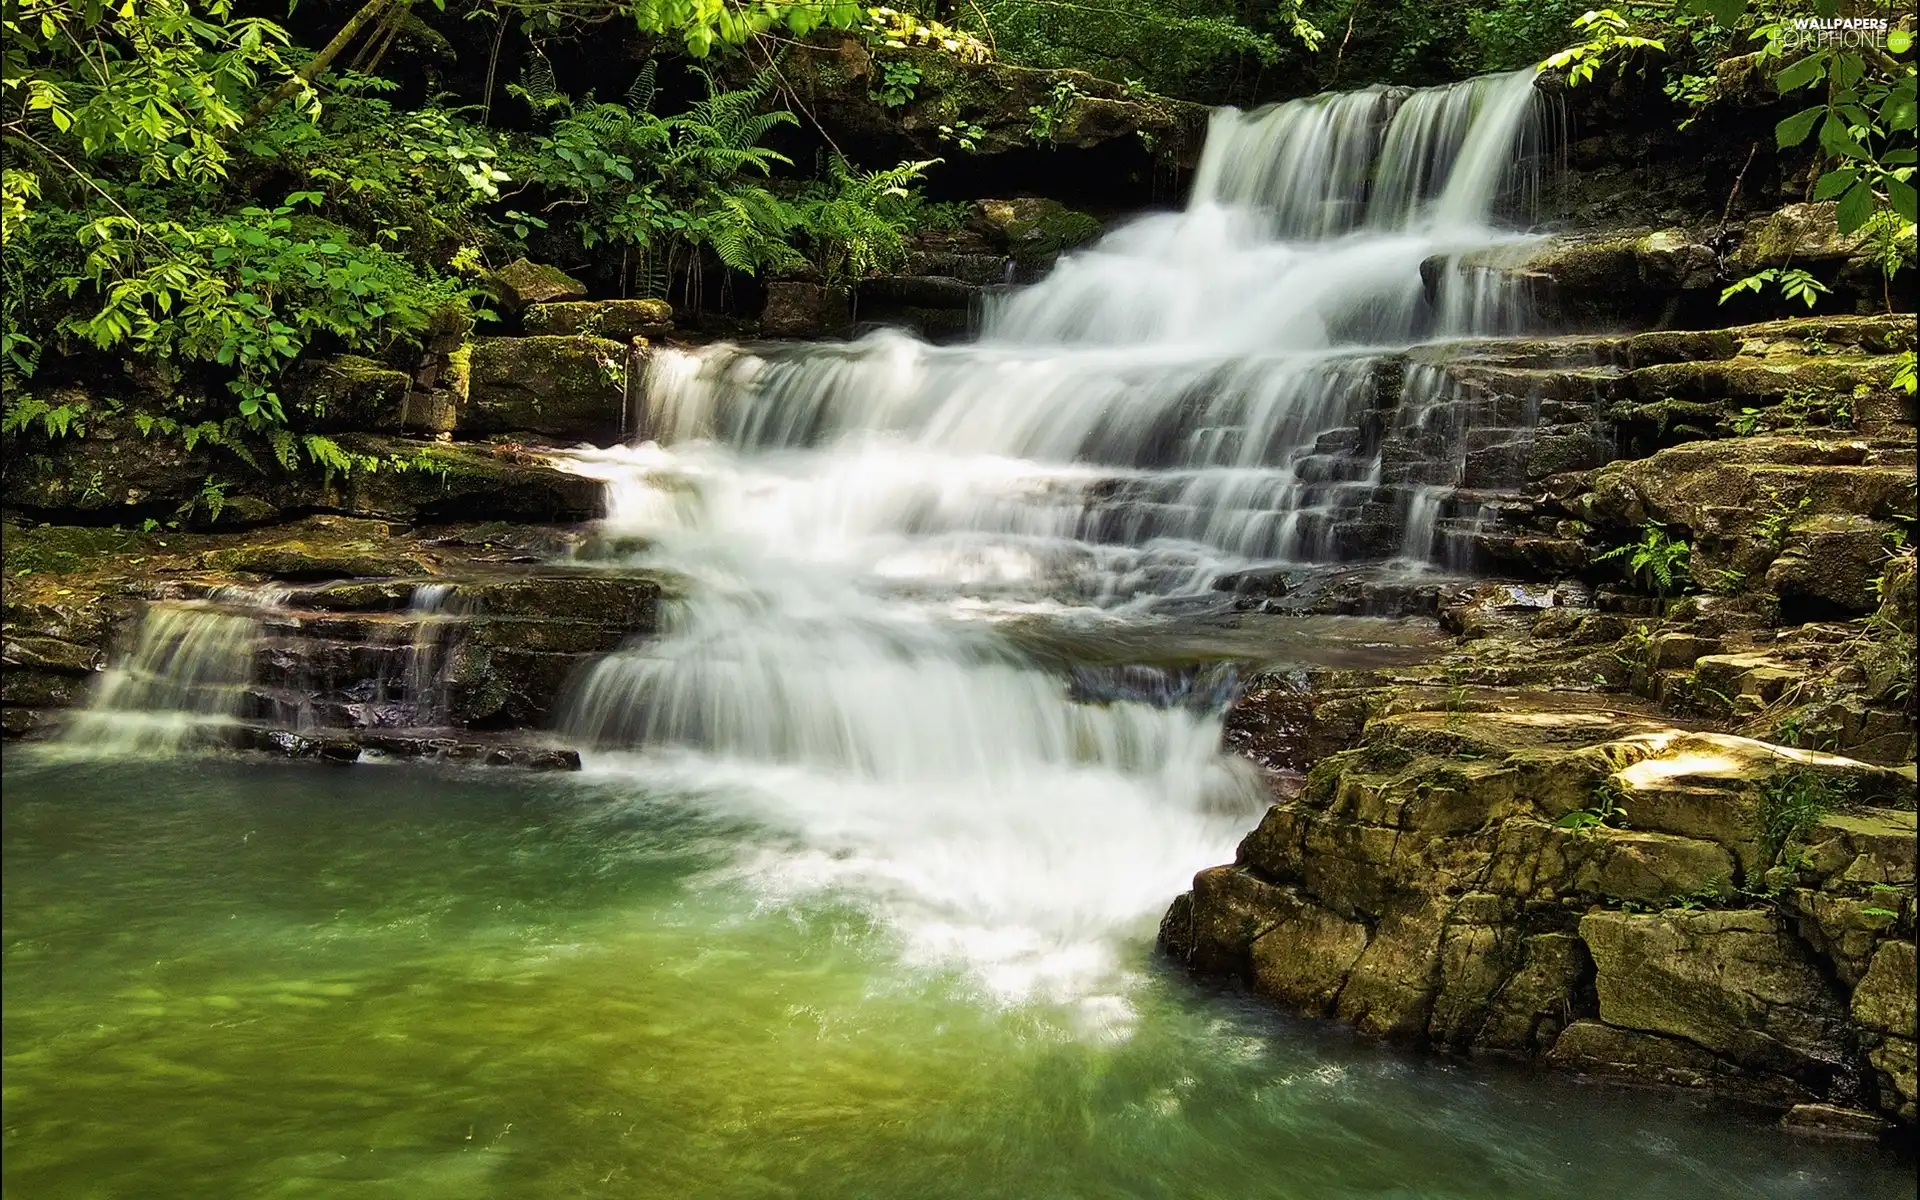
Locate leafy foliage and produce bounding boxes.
[1542,8,1667,87]
[794,156,939,280]
[1,4,951,494]
[1756,768,1849,859]
[1719,267,1831,307]
[1595,521,1692,597]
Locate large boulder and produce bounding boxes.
[1427,228,1720,328]
[1580,908,1851,1086]
[972,198,1104,266]
[309,437,603,524]
[287,355,450,436]
[461,336,632,444]
[1566,436,1915,596]
[1165,699,1916,1123]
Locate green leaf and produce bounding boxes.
[1890,178,1919,225]
[1811,168,1858,200]
[1776,106,1822,148]
[1687,0,1749,25]
[1818,114,1870,160]
[1773,55,1826,93]
[1835,180,1874,234]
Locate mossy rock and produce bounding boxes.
[462,336,630,443]
[198,515,425,580]
[307,437,604,524]
[485,259,588,313]
[973,198,1102,263]
[524,300,674,341]
[286,355,455,436]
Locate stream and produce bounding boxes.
[6,69,1912,1196]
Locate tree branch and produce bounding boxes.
[238,0,401,130]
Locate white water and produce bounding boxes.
[64,587,285,753]
[562,71,1552,1015]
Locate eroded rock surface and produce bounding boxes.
[1168,654,1916,1127]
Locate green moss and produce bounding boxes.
[2,521,152,576]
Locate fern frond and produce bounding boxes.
[626,60,658,113]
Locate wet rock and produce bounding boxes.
[523,299,674,341]
[973,199,1103,265]
[199,516,424,580]
[462,336,630,443]
[1432,229,1720,327]
[762,282,854,339]
[1545,1020,1808,1106]
[1211,566,1291,599]
[311,437,603,524]
[0,667,82,708]
[1580,909,1850,1085]
[486,258,588,313]
[1171,694,1913,1121]
[854,276,980,340]
[1778,1103,1891,1141]
[2,633,104,675]
[1249,893,1373,1017]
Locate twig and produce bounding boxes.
[481,10,509,127]
[1719,141,1758,230]
[1330,0,1362,88]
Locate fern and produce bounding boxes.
[795,157,940,281]
[625,61,658,114]
[1595,521,1692,598]
[302,433,359,476]
[269,428,299,470]
[510,57,564,115]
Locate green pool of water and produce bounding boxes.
[3,756,1908,1199]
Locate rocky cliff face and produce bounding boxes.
[1166,398,1916,1134]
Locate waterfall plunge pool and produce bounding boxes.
[4,755,1909,1199]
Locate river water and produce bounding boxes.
[4,757,1910,1198]
[12,71,1911,1195]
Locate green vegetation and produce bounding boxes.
[0,0,954,498]
[1557,777,1630,834]
[1546,0,1915,285]
[1756,767,1851,858]
[1595,521,1692,598]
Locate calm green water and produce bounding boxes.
[3,756,1909,1199]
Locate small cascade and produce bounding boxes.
[556,68,1563,1005]
[397,583,459,727]
[65,587,284,753]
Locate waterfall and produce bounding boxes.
[64,587,283,754]
[559,70,1553,1012]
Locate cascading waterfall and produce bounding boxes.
[64,587,285,754]
[564,69,1554,1013]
